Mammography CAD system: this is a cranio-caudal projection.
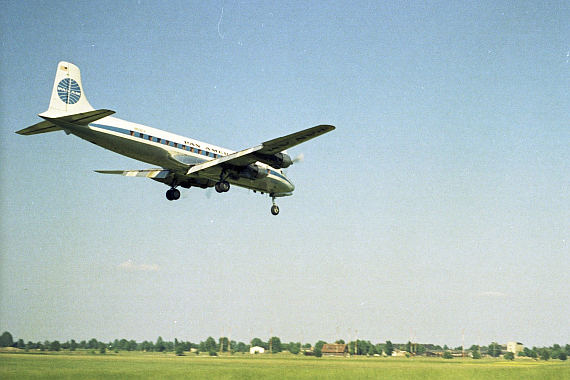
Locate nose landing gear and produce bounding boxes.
[271,196,279,215]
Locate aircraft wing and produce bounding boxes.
[95,169,170,179]
[257,124,335,155]
[186,124,335,175]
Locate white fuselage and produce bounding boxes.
[65,116,295,194]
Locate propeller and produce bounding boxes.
[292,152,304,165]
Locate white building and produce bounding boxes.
[506,342,524,355]
[250,346,265,354]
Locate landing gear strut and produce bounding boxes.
[166,188,180,201]
[271,197,279,215]
[215,171,231,193]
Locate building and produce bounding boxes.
[250,346,265,354]
[321,344,348,356]
[506,342,524,355]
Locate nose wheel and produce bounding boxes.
[271,197,279,215]
[166,188,181,201]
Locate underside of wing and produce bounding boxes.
[95,169,170,178]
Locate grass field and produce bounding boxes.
[1,351,569,379]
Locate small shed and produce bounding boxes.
[321,344,348,356]
[250,346,265,354]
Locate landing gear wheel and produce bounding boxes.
[271,204,280,216]
[166,188,180,201]
[215,181,230,193]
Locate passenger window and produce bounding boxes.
[130,131,134,136]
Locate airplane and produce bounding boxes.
[17,62,335,215]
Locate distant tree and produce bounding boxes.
[565,344,570,356]
[16,339,25,349]
[175,344,184,356]
[155,337,166,352]
[504,352,515,361]
[488,342,501,358]
[141,341,151,352]
[472,350,482,359]
[443,351,454,359]
[530,350,538,359]
[443,344,450,350]
[237,342,247,352]
[385,341,394,356]
[219,337,229,352]
[289,342,300,355]
[99,342,106,354]
[336,340,345,344]
[70,339,77,351]
[315,347,322,357]
[204,337,217,352]
[49,341,61,351]
[540,348,550,361]
[251,338,266,350]
[559,352,567,361]
[375,344,385,356]
[269,337,282,353]
[88,338,99,350]
[0,332,14,347]
[315,341,327,351]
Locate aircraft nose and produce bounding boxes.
[287,180,295,192]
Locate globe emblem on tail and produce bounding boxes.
[57,78,81,104]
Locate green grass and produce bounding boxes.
[1,352,569,379]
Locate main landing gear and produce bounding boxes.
[215,181,230,193]
[166,188,180,201]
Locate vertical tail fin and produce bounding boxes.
[40,61,94,118]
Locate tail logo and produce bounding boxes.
[57,78,82,105]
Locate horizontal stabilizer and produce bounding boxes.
[15,120,61,136]
[95,169,170,179]
[40,109,115,125]
[17,109,115,135]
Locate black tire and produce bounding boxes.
[166,189,174,201]
[271,205,279,215]
[171,188,180,200]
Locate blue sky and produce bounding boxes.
[1,0,569,348]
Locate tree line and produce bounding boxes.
[0,331,568,360]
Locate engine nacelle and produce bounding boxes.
[255,152,292,168]
[239,164,269,180]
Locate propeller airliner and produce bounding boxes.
[17,62,335,215]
